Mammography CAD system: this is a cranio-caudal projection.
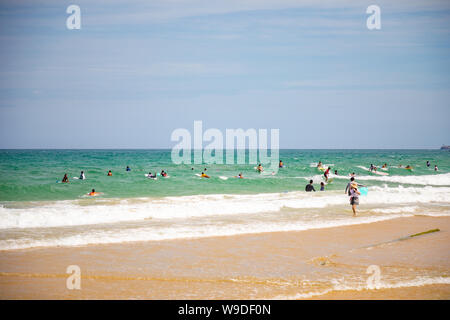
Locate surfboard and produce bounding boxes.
[219,176,228,180]
[358,166,389,176]
[359,187,368,196]
[326,178,334,184]
[145,174,157,180]
[87,192,102,197]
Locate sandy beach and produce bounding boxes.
[1,215,449,299]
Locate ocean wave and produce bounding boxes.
[0,186,449,229]
[372,206,419,214]
[0,212,429,250]
[332,173,450,186]
[274,276,450,299]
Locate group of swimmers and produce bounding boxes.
[317,161,336,182]
[60,166,171,196]
[305,180,326,192]
[147,170,168,179]
[61,158,440,204]
[370,162,438,172]
[305,174,366,216]
[62,171,85,182]
[61,172,98,196]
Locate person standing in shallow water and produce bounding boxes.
[349,182,361,217]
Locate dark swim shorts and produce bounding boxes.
[350,197,359,205]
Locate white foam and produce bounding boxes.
[345,173,450,186]
[1,186,449,229]
[274,276,450,299]
[0,212,418,250]
[372,206,419,214]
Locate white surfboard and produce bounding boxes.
[358,166,389,176]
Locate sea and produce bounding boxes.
[0,149,449,251]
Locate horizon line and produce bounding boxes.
[0,148,446,151]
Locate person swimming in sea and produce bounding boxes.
[107,170,112,176]
[427,161,430,167]
[79,171,85,180]
[334,170,338,175]
[161,170,167,177]
[256,164,263,173]
[279,160,284,168]
[435,165,438,171]
[320,182,325,191]
[88,189,98,196]
[305,180,315,192]
[317,161,323,168]
[62,174,69,183]
[405,165,412,170]
[382,163,387,169]
[147,172,157,179]
[126,166,131,171]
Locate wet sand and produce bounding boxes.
[0,215,449,299]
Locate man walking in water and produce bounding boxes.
[345,177,365,195]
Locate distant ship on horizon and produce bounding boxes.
[441,145,450,150]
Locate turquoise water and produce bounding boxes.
[0,149,448,202]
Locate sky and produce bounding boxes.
[0,0,449,149]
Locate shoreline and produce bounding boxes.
[1,215,449,299]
